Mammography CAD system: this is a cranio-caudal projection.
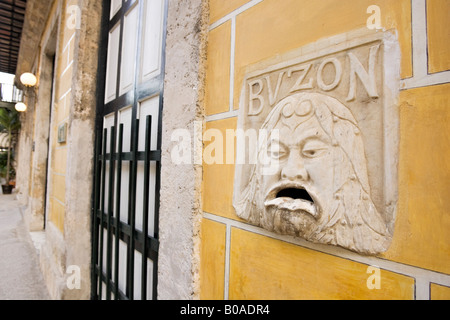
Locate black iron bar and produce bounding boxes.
[127,119,139,299]
[103,150,161,162]
[91,129,103,299]
[98,128,108,299]
[141,115,152,300]
[106,126,116,300]
[114,124,124,299]
[98,211,159,259]
[98,269,128,300]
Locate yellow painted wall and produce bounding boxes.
[431,283,450,300]
[202,118,238,219]
[229,228,414,300]
[426,0,450,73]
[200,219,226,299]
[205,21,231,116]
[201,0,450,300]
[209,0,252,25]
[47,0,76,234]
[383,84,450,275]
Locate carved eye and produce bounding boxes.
[268,142,288,160]
[303,149,318,157]
[302,140,329,158]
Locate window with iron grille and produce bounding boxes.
[92,0,168,300]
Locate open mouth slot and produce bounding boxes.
[276,188,314,203]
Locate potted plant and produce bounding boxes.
[0,151,16,189]
[0,108,20,195]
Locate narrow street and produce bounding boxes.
[0,193,49,300]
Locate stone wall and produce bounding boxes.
[15,0,102,300]
[158,0,209,300]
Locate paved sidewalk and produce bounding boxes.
[0,193,50,300]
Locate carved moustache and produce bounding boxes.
[264,181,320,219]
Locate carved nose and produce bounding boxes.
[281,152,309,181]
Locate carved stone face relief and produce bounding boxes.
[233,30,400,255]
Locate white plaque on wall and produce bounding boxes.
[233,29,400,255]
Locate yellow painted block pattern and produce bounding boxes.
[52,148,67,175]
[229,228,414,300]
[56,3,76,80]
[62,92,71,119]
[427,0,450,73]
[49,198,65,234]
[56,38,74,80]
[52,174,66,203]
[53,101,63,124]
[55,102,69,131]
[63,1,77,48]
[383,84,450,275]
[430,283,450,300]
[205,21,231,116]
[233,0,412,108]
[202,117,242,220]
[66,35,76,68]
[209,0,251,24]
[58,64,73,100]
[200,218,227,299]
[62,30,76,51]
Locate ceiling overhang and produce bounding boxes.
[0,0,27,74]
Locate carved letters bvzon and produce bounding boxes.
[233,30,400,255]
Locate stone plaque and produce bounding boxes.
[58,122,68,144]
[233,30,400,255]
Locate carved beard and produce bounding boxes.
[261,207,317,239]
[310,179,389,255]
[258,177,389,254]
[310,144,390,254]
[261,198,319,239]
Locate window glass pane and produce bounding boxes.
[117,107,132,223]
[140,0,165,82]
[105,24,120,103]
[103,113,115,213]
[110,0,122,19]
[133,252,154,300]
[138,96,160,151]
[118,240,128,294]
[120,4,139,96]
